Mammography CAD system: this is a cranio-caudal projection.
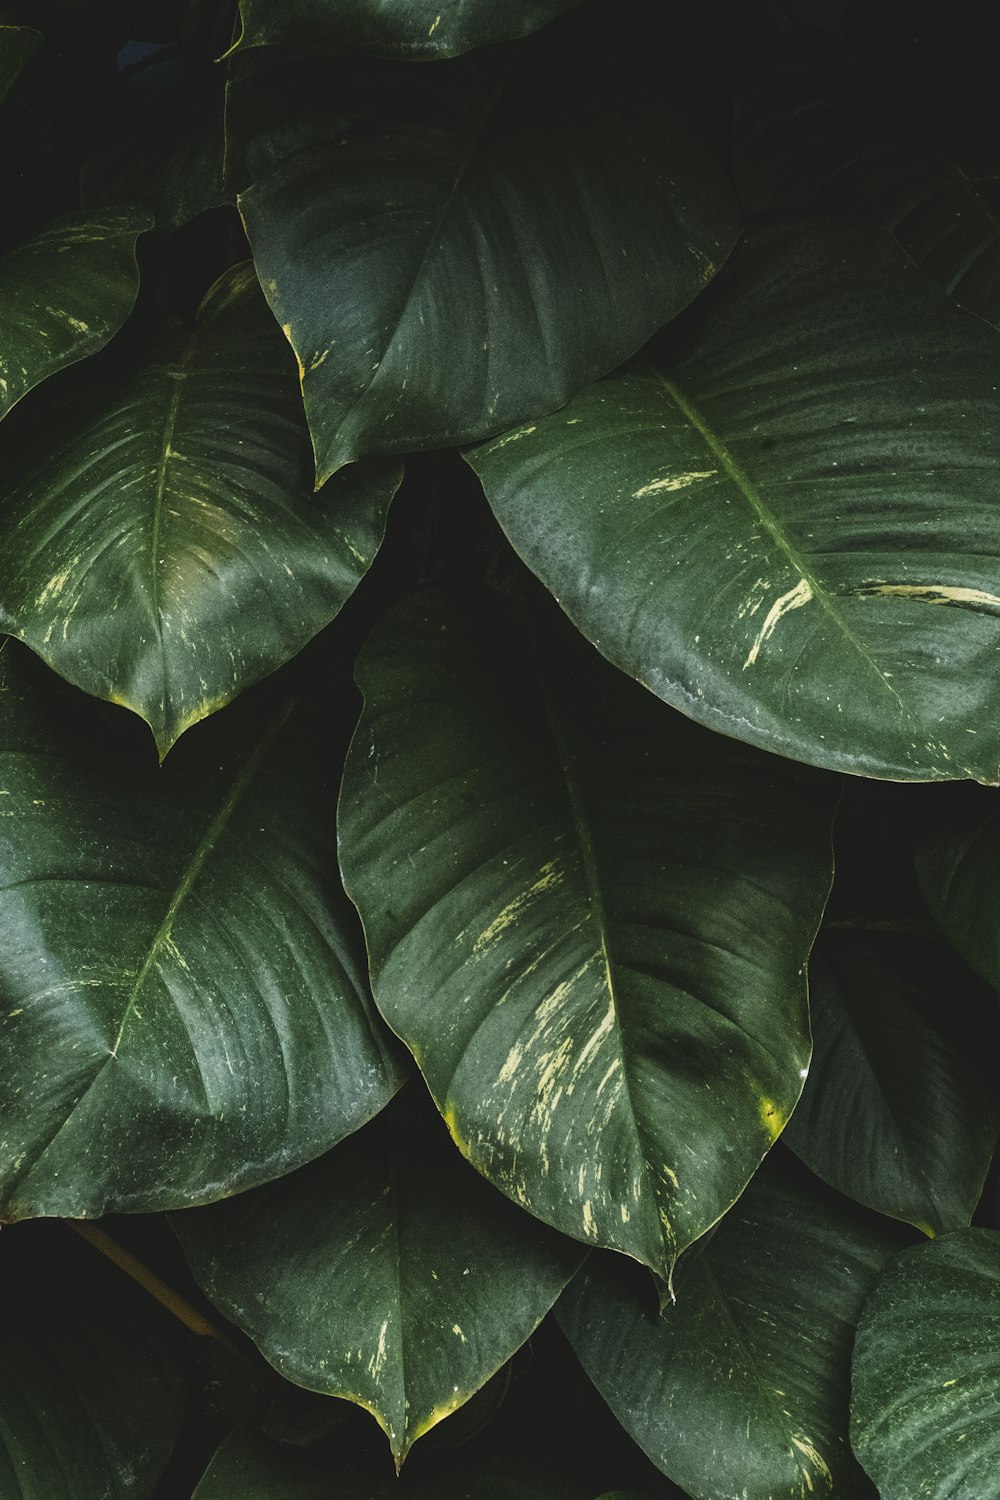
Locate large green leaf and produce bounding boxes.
[234,0,584,57]
[0,210,150,423]
[0,262,401,756]
[232,8,739,482]
[338,586,835,1283]
[558,1159,908,1500]
[0,24,40,106]
[851,1228,1000,1499]
[783,926,1000,1235]
[466,219,1000,782]
[0,1222,186,1498]
[736,51,1000,329]
[175,1089,582,1466]
[0,642,404,1222]
[914,788,1000,987]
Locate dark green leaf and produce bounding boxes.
[233,9,739,481]
[234,0,584,57]
[175,1089,582,1465]
[0,210,150,423]
[0,23,40,107]
[338,586,835,1283]
[784,927,1000,1234]
[914,788,1000,987]
[0,262,401,755]
[851,1228,1000,1500]
[0,642,404,1222]
[466,219,1000,782]
[0,1222,186,1498]
[558,1159,907,1500]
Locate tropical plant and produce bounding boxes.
[0,1,998,1497]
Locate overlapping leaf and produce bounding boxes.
[233,0,584,57]
[914,787,1000,987]
[338,587,836,1283]
[0,642,404,1222]
[231,7,739,481]
[783,927,1000,1234]
[175,1089,582,1465]
[558,1160,908,1500]
[0,262,401,755]
[467,219,1000,781]
[0,209,149,423]
[851,1229,1000,1499]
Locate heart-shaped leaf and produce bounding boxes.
[338,586,836,1284]
[558,1158,909,1499]
[233,0,585,58]
[0,642,404,1222]
[175,1088,582,1466]
[232,8,739,481]
[851,1228,1000,1500]
[467,219,1000,782]
[0,262,401,756]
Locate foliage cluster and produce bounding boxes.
[0,1,998,1497]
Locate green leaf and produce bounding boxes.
[234,0,584,57]
[338,586,836,1284]
[851,1228,1000,1500]
[0,642,404,1222]
[783,927,1000,1235]
[736,51,1000,329]
[0,210,150,423]
[914,789,1000,988]
[0,1222,186,1498]
[232,9,739,482]
[466,219,1000,782]
[0,262,401,756]
[558,1159,908,1500]
[0,24,40,107]
[174,1088,582,1466]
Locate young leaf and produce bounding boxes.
[466,219,1000,782]
[175,1088,582,1467]
[0,262,401,755]
[338,587,836,1285]
[232,8,739,481]
[851,1229,1000,1500]
[783,927,1000,1235]
[558,1158,909,1500]
[0,643,404,1222]
[233,0,585,58]
[0,209,150,423]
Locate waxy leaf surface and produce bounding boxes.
[233,9,739,481]
[558,1161,906,1500]
[338,588,835,1282]
[467,220,1000,781]
[176,1090,582,1465]
[0,644,403,1221]
[0,210,149,423]
[783,927,1000,1235]
[0,263,401,755]
[234,0,584,57]
[851,1229,1000,1499]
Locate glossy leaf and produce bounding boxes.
[851,1228,1000,1499]
[0,1222,186,1498]
[0,642,404,1222]
[234,0,584,57]
[467,219,1000,782]
[0,262,401,755]
[558,1160,907,1500]
[0,24,40,107]
[175,1089,582,1465]
[0,209,149,424]
[736,51,1000,329]
[338,586,836,1283]
[914,788,1000,988]
[233,9,739,481]
[783,927,1000,1235]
